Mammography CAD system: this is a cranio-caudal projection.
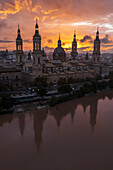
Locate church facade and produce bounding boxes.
[16,20,109,84]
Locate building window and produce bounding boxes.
[16,76,18,80]
[19,45,21,50]
[38,43,40,50]
[20,56,22,63]
[35,43,38,50]
[38,57,40,64]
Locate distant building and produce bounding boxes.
[71,31,78,58]
[0,66,21,88]
[0,20,111,88]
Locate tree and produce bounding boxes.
[58,84,72,94]
[109,79,113,88]
[36,87,47,97]
[0,96,15,110]
[0,83,8,92]
[109,71,113,80]
[57,78,67,86]
[34,77,48,96]
[68,77,76,84]
[34,77,48,87]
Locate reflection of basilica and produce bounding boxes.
[18,113,25,136]
[33,110,47,151]
[89,98,98,132]
[0,91,113,151]
[49,92,112,132]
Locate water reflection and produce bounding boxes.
[0,90,113,152]
[33,109,47,151]
[18,113,25,136]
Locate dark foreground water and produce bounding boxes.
[0,91,113,170]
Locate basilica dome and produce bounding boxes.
[54,46,65,54]
[53,34,66,63]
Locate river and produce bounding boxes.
[0,90,113,170]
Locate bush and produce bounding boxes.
[0,83,8,92]
[57,78,67,86]
[0,96,14,110]
[58,84,72,94]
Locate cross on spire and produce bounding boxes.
[59,33,60,40]
[74,30,76,38]
[35,18,39,29]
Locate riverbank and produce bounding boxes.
[1,79,113,114]
[12,88,111,114]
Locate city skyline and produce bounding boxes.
[0,0,113,52]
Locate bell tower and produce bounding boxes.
[33,19,42,66]
[16,24,24,64]
[71,31,78,58]
[93,27,100,63]
[32,19,43,78]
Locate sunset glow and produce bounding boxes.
[0,0,113,52]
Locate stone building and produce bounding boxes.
[0,66,22,88]
[19,19,95,84]
[71,31,78,58]
[1,20,110,87]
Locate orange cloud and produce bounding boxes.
[1,0,113,52]
[0,0,32,19]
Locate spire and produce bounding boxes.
[96,27,99,40]
[17,24,21,39]
[18,24,20,33]
[35,18,39,35]
[74,30,76,38]
[35,18,38,29]
[73,30,77,43]
[59,33,61,40]
[58,33,61,47]
[97,27,99,33]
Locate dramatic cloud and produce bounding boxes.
[0,47,7,49]
[101,35,113,44]
[64,47,71,51]
[101,44,113,47]
[0,20,7,29]
[79,35,93,43]
[23,39,32,43]
[0,0,113,51]
[44,46,54,52]
[78,47,90,50]
[47,39,53,43]
[0,39,14,43]
[62,42,67,46]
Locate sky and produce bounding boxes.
[0,0,113,53]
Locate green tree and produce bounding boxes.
[58,84,72,94]
[34,77,48,96]
[0,83,8,92]
[57,78,67,86]
[109,79,113,88]
[68,77,76,84]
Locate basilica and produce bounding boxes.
[15,20,109,84]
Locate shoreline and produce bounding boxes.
[13,88,112,114]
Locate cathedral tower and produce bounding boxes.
[33,19,42,66]
[93,27,100,63]
[71,31,78,58]
[16,24,24,64]
[32,19,43,78]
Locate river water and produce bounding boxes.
[0,90,113,170]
